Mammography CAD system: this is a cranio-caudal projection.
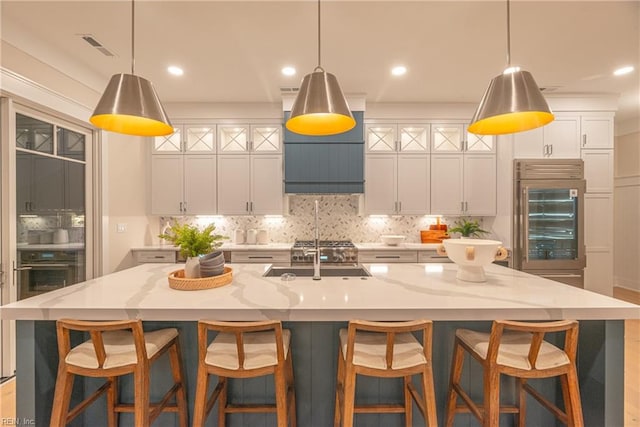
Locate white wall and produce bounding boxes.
[614,129,640,292]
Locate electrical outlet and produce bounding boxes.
[117,223,127,233]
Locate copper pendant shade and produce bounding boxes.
[468,70,554,135]
[468,0,553,135]
[286,0,354,136]
[286,69,355,136]
[90,73,173,137]
[89,0,172,137]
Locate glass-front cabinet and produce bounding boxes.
[15,111,88,300]
[365,123,430,153]
[218,124,281,153]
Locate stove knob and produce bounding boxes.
[333,253,345,263]
[292,255,298,261]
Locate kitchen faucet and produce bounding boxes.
[303,200,321,280]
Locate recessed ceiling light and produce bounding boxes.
[167,66,184,76]
[281,66,296,76]
[391,66,407,76]
[613,66,634,76]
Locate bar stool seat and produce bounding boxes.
[50,319,188,427]
[193,320,296,427]
[445,320,583,427]
[334,319,438,427]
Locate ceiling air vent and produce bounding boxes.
[78,34,116,57]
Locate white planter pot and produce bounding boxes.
[184,256,201,278]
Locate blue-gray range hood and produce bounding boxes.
[283,111,364,194]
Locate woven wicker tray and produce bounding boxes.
[168,266,233,291]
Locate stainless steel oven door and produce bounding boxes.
[18,263,74,300]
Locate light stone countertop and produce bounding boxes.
[1,263,637,322]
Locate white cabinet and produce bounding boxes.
[581,116,613,149]
[431,153,496,216]
[152,125,216,154]
[359,250,418,263]
[583,193,614,295]
[231,250,290,266]
[219,124,282,154]
[513,116,580,158]
[218,154,283,215]
[151,154,217,215]
[365,154,430,215]
[133,250,177,265]
[431,124,495,153]
[582,149,614,193]
[365,123,430,153]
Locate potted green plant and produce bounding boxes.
[448,218,488,238]
[159,221,227,278]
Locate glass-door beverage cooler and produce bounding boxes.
[513,159,586,288]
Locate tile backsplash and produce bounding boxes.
[19,213,85,244]
[160,195,496,244]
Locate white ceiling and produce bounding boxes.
[2,1,639,121]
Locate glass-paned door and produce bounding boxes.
[219,126,249,152]
[365,125,395,152]
[399,125,429,152]
[432,125,463,152]
[252,126,281,152]
[16,113,54,154]
[186,126,215,152]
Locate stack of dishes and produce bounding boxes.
[199,251,225,277]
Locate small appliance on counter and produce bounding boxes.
[53,229,69,244]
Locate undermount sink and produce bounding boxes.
[263,265,371,278]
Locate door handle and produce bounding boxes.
[13,265,32,271]
[582,134,587,147]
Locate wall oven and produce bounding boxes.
[513,159,586,287]
[17,250,84,300]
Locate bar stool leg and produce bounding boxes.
[334,350,345,427]
[274,364,288,427]
[422,367,438,427]
[483,369,500,427]
[106,376,118,427]
[403,376,413,427]
[286,355,297,427]
[565,366,584,427]
[218,377,228,427]
[445,341,465,427]
[50,366,74,427]
[516,378,526,427]
[192,365,209,427]
[133,364,151,427]
[341,364,357,427]
[169,341,189,427]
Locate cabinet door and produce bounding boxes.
[581,116,613,149]
[219,125,249,153]
[466,132,495,153]
[32,156,64,211]
[582,149,614,193]
[251,155,283,215]
[151,155,184,215]
[545,117,580,158]
[430,154,463,215]
[365,124,396,152]
[218,155,251,215]
[153,128,182,153]
[584,194,613,250]
[398,124,429,153]
[365,154,397,214]
[252,125,282,154]
[183,155,216,214]
[185,126,216,153]
[431,124,464,152]
[513,127,544,158]
[464,154,496,215]
[397,154,430,214]
[16,152,32,213]
[65,161,85,212]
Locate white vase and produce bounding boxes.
[184,256,201,278]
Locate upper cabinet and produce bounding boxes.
[152,125,216,154]
[581,116,613,149]
[513,115,581,159]
[431,123,495,153]
[218,124,282,154]
[365,123,430,153]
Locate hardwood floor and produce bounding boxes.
[615,286,640,427]
[0,376,16,421]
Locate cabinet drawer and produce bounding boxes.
[231,251,291,265]
[134,250,177,263]
[418,251,452,263]
[359,251,417,263]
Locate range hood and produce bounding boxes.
[283,111,364,194]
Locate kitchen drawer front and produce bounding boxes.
[134,250,177,264]
[231,251,291,265]
[418,251,452,263]
[359,250,417,263]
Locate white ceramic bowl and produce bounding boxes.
[381,235,406,246]
[439,239,507,282]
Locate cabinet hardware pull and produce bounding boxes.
[376,256,401,259]
[248,256,274,259]
[549,144,553,156]
[398,201,402,212]
[582,134,587,147]
[183,202,187,212]
[179,202,183,212]
[246,201,249,212]
[13,265,32,271]
[465,201,468,212]
[460,201,464,212]
[250,201,253,212]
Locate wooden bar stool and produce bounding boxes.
[445,320,583,427]
[50,319,188,427]
[334,319,438,427]
[193,320,296,427]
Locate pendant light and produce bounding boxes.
[90,0,172,137]
[468,0,554,135]
[286,0,355,136]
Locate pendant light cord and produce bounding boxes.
[314,0,324,72]
[506,0,511,67]
[131,0,135,75]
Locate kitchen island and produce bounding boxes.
[1,262,637,426]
